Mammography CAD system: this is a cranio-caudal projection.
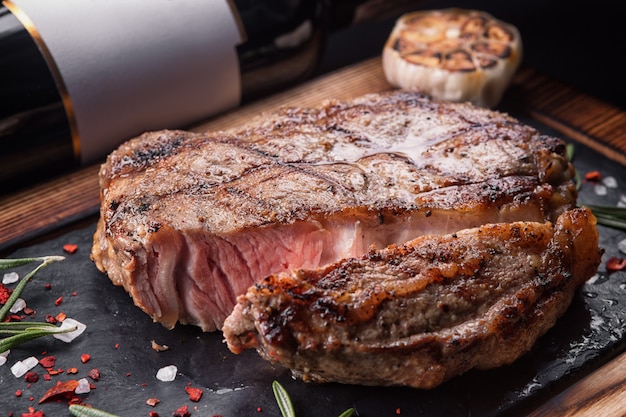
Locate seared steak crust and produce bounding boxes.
[223,208,601,388]
[92,91,577,331]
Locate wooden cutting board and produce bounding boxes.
[1,57,625,416]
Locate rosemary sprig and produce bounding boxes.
[0,256,64,321]
[273,380,297,417]
[68,404,121,417]
[0,255,75,351]
[272,380,355,417]
[583,204,626,231]
[566,142,626,231]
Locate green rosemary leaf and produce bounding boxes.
[337,408,356,417]
[580,204,626,231]
[68,404,122,417]
[0,323,77,352]
[0,256,64,321]
[0,321,58,334]
[0,256,64,271]
[584,204,626,217]
[273,380,297,417]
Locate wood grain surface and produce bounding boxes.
[1,57,625,416]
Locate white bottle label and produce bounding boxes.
[9,0,244,163]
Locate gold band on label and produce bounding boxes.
[3,0,81,162]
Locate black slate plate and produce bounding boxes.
[1,131,625,417]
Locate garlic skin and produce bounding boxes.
[383,8,522,108]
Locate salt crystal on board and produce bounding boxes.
[75,378,91,394]
[9,298,26,313]
[602,176,618,188]
[2,271,19,284]
[156,365,178,382]
[594,184,607,196]
[11,356,38,377]
[52,318,87,342]
[0,350,9,365]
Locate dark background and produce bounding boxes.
[318,0,626,112]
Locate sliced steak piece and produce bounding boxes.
[91,90,577,331]
[223,208,601,389]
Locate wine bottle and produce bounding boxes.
[0,0,328,191]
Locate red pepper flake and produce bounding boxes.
[149,412,160,417]
[55,312,67,322]
[172,406,191,417]
[44,283,52,290]
[43,374,51,381]
[15,389,23,397]
[606,257,626,272]
[54,297,63,306]
[80,353,91,363]
[0,283,13,304]
[584,171,602,182]
[66,367,79,375]
[20,407,45,417]
[39,379,79,404]
[114,343,120,349]
[125,372,132,377]
[63,244,78,254]
[256,407,262,412]
[146,398,160,407]
[39,356,56,369]
[395,408,401,415]
[24,372,39,383]
[68,397,83,405]
[44,315,57,324]
[23,307,35,315]
[87,368,100,381]
[185,386,203,402]
[48,368,63,376]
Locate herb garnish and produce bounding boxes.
[273,380,356,417]
[69,404,120,417]
[0,256,76,352]
[566,142,626,231]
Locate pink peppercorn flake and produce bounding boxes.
[63,244,78,254]
[24,372,39,383]
[173,405,191,417]
[185,386,203,402]
[39,356,56,368]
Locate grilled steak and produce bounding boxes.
[223,207,601,388]
[91,90,578,332]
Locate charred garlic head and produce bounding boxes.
[383,8,522,108]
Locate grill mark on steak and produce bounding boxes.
[92,90,579,332]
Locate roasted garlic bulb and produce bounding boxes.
[383,9,522,107]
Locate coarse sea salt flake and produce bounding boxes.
[619,238,626,255]
[52,318,86,343]
[75,378,91,394]
[11,356,38,378]
[594,184,607,196]
[602,176,618,188]
[2,271,19,284]
[0,350,10,367]
[9,298,26,313]
[156,365,178,382]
